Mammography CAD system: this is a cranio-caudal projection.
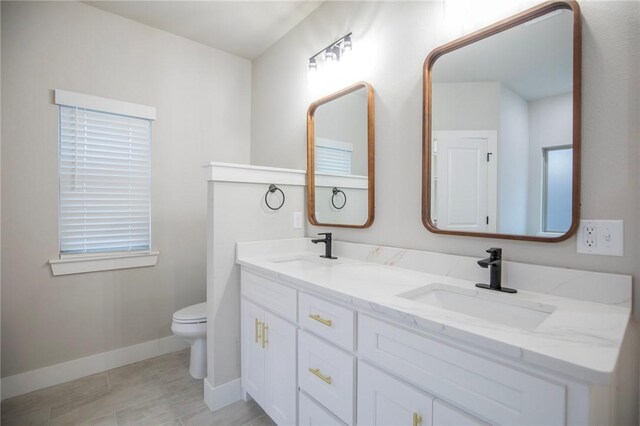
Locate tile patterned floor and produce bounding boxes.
[1,350,274,426]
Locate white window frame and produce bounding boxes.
[538,145,573,237]
[49,90,159,276]
[541,145,573,235]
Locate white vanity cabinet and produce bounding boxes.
[240,286,297,425]
[240,268,617,426]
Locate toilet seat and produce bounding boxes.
[173,302,207,324]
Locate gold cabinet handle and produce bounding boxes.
[308,367,332,384]
[309,314,333,327]
[254,318,261,344]
[413,412,422,426]
[262,322,268,349]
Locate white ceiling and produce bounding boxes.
[433,9,573,100]
[83,1,323,59]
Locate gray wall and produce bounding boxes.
[432,82,501,131]
[1,1,251,377]
[250,1,640,320]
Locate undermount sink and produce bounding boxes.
[398,283,556,331]
[269,255,338,270]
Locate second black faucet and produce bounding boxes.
[312,232,337,259]
[475,248,517,293]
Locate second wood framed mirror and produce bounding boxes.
[423,1,581,242]
[307,82,375,228]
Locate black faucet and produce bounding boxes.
[311,233,337,259]
[475,248,517,293]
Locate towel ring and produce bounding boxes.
[265,184,285,210]
[331,187,347,210]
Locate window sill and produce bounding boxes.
[49,251,159,276]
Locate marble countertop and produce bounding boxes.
[236,241,631,385]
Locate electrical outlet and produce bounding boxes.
[293,212,303,229]
[584,225,596,247]
[576,220,623,256]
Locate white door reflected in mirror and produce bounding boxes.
[432,131,497,233]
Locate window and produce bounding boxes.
[50,90,158,275]
[542,146,572,233]
[315,138,353,175]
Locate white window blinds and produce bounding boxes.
[58,105,152,255]
[315,138,353,175]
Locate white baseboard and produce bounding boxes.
[204,377,242,412]
[2,335,188,400]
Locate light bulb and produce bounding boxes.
[343,35,352,51]
[325,48,335,62]
[332,45,341,61]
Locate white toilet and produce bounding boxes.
[171,302,207,379]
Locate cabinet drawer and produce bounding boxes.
[299,391,346,426]
[358,315,566,426]
[298,331,355,425]
[299,292,355,351]
[241,270,297,322]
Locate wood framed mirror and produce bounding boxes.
[423,1,581,242]
[307,82,375,228]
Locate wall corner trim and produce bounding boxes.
[205,162,306,186]
[1,335,187,400]
[204,377,242,412]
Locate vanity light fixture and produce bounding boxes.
[308,32,353,71]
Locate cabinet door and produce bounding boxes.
[433,400,487,426]
[241,298,265,406]
[358,361,433,426]
[264,310,297,425]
